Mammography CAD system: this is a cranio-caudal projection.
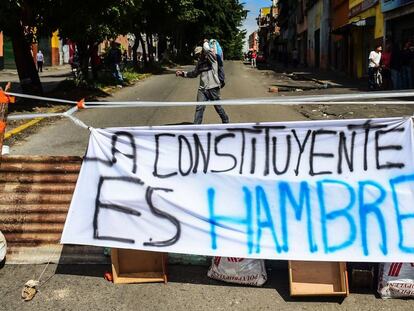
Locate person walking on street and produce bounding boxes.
[251,50,257,68]
[176,40,229,124]
[36,50,44,73]
[368,45,382,90]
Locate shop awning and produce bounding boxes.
[331,16,375,35]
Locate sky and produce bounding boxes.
[242,0,271,50]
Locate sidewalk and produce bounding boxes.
[0,64,71,77]
[253,60,414,121]
[263,61,366,92]
[0,64,72,95]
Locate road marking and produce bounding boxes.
[4,107,64,139]
[4,118,43,139]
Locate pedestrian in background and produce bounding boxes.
[401,41,413,89]
[36,50,44,73]
[176,40,229,124]
[251,50,257,68]
[381,43,392,90]
[108,42,124,86]
[368,44,382,90]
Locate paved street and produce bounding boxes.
[8,61,414,155]
[1,264,413,311]
[9,61,305,155]
[2,61,414,310]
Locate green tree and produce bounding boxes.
[194,0,247,60]
[53,0,131,79]
[0,0,56,95]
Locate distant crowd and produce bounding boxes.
[369,40,414,91]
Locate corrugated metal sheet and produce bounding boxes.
[0,155,108,264]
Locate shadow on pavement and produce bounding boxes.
[5,80,111,113]
[167,265,346,304]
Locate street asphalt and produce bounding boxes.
[2,61,414,310]
[9,61,305,155]
[1,264,413,310]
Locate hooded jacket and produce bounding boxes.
[184,42,221,90]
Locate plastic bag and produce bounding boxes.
[209,39,223,60]
[207,257,267,286]
[0,230,6,262]
[378,263,414,298]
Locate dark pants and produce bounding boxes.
[194,87,229,124]
[368,67,377,90]
[37,61,43,73]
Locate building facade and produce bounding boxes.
[263,0,392,78]
[296,0,309,66]
[331,0,350,73]
[347,0,384,77]
[258,7,272,57]
[382,0,414,47]
[0,31,69,70]
[248,32,259,51]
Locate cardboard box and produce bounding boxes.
[111,249,167,284]
[289,261,348,296]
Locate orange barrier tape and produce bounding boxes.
[77,99,85,109]
[0,121,6,133]
[0,89,15,104]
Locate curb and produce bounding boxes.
[5,108,63,140]
[4,118,44,140]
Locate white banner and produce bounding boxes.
[62,117,414,262]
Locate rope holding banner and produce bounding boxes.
[66,114,91,130]
[0,89,15,105]
[0,121,6,134]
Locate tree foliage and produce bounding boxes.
[0,0,246,93]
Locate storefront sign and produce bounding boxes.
[350,0,378,18]
[382,0,414,12]
[62,117,414,262]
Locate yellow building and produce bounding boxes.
[348,0,384,78]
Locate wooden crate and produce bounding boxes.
[289,261,348,296]
[111,249,167,284]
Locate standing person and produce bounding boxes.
[176,40,229,124]
[108,42,124,86]
[401,42,413,89]
[390,43,402,90]
[368,44,382,90]
[381,43,392,90]
[251,50,257,68]
[36,50,44,73]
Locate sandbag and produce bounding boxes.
[207,257,267,286]
[378,263,414,298]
